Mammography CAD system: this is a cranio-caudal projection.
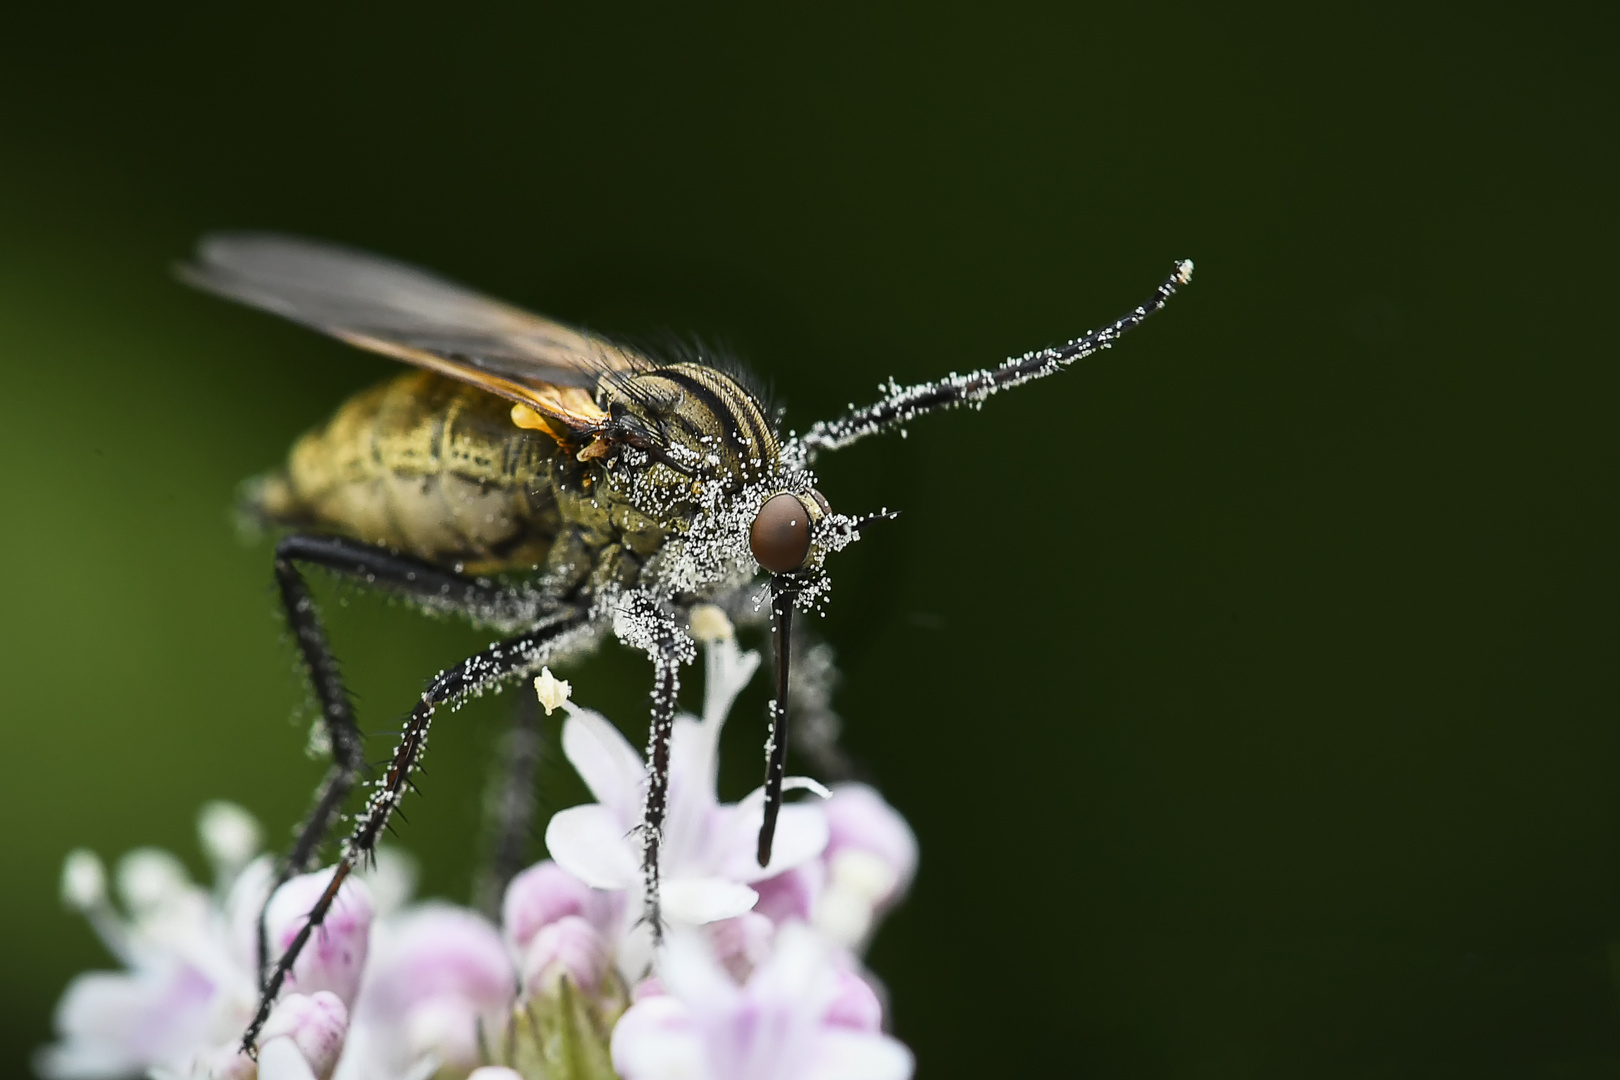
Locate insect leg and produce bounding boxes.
[471,686,544,919]
[617,594,696,943]
[264,534,536,987]
[242,603,590,1057]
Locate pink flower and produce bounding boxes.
[612,922,912,1080]
[40,635,920,1080]
[255,992,348,1080]
[347,904,515,1076]
[811,785,918,952]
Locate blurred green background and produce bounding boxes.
[2,5,1616,1077]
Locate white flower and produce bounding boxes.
[38,805,399,1080]
[39,832,264,1079]
[42,652,918,1080]
[544,637,829,977]
[611,922,912,1080]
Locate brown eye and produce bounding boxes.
[750,492,812,573]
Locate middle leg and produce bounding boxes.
[615,593,696,941]
[264,533,542,984]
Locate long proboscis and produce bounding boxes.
[800,259,1194,456]
[756,582,796,866]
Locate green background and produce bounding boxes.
[2,5,1616,1077]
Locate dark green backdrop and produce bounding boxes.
[2,5,1615,1077]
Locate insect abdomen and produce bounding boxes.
[251,371,562,571]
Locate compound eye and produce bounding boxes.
[750,492,813,573]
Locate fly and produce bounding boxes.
[178,234,1193,1054]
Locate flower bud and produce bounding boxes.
[502,860,612,953]
[258,991,348,1080]
[521,914,610,995]
[60,850,106,912]
[265,870,374,1005]
[824,784,918,907]
[360,905,514,1071]
[115,848,190,914]
[198,801,262,875]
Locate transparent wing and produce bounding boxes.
[180,232,652,434]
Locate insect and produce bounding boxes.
[180,234,1192,1053]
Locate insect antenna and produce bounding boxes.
[800,259,1193,456]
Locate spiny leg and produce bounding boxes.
[261,534,547,987]
[242,603,589,1057]
[471,687,544,919]
[618,594,696,942]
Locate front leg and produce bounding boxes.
[264,534,535,986]
[616,593,696,941]
[241,602,590,1057]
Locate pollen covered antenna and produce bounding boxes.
[801,259,1194,457]
[757,579,796,866]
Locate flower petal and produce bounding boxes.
[803,1031,914,1080]
[258,1035,319,1080]
[610,996,706,1080]
[560,708,645,823]
[719,798,830,882]
[358,904,514,1073]
[701,637,761,725]
[545,805,639,890]
[751,864,823,924]
[258,991,347,1080]
[825,971,884,1032]
[825,784,918,903]
[502,860,615,950]
[520,915,611,996]
[654,930,739,1011]
[660,877,758,926]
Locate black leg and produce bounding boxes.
[261,534,536,987]
[616,593,696,943]
[471,687,544,919]
[242,602,590,1057]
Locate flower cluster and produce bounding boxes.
[40,609,917,1080]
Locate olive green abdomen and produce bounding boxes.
[252,371,563,571]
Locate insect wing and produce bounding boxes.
[180,233,652,437]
